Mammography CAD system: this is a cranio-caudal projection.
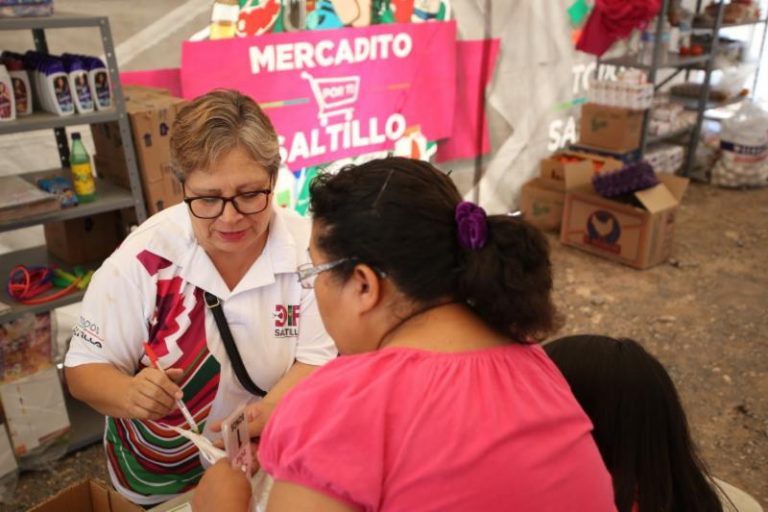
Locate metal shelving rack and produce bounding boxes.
[0,12,147,453]
[597,0,768,179]
[0,12,147,324]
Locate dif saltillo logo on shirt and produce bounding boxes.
[274,304,300,338]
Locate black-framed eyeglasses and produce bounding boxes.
[183,189,272,219]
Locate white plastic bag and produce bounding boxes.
[711,100,768,188]
[711,59,755,98]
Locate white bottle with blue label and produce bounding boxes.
[83,56,112,111]
[62,54,94,113]
[40,57,75,116]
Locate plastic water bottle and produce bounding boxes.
[639,29,656,65]
[679,19,692,52]
[659,19,671,64]
[69,132,96,203]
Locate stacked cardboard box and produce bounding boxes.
[559,164,688,269]
[523,78,689,269]
[520,151,622,231]
[91,85,187,216]
[579,103,644,153]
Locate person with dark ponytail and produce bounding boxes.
[545,335,762,512]
[193,157,616,511]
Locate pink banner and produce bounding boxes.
[436,39,500,163]
[120,68,183,97]
[181,22,457,169]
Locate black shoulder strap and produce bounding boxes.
[204,291,267,397]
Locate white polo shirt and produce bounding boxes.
[65,203,336,504]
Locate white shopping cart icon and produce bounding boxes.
[301,71,360,126]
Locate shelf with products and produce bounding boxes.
[0,11,146,222]
[599,53,711,70]
[0,245,102,324]
[595,0,768,178]
[671,93,747,111]
[693,18,768,30]
[0,11,146,454]
[0,12,106,31]
[0,110,120,136]
[0,170,135,233]
[647,125,693,144]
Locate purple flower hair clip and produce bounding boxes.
[455,201,488,251]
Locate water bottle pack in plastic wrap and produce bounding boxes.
[712,101,768,188]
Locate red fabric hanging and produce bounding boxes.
[576,0,662,56]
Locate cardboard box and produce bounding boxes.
[0,367,70,458]
[139,162,183,216]
[539,150,623,187]
[44,211,122,265]
[569,143,643,164]
[122,84,171,98]
[560,166,689,269]
[89,85,170,164]
[579,103,644,152]
[94,155,182,215]
[29,479,143,512]
[520,177,566,231]
[91,87,187,216]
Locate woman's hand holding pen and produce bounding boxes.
[122,367,185,420]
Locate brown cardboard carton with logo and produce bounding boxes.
[539,150,623,187]
[559,166,689,269]
[29,479,143,512]
[579,103,644,152]
[520,177,566,232]
[521,150,624,232]
[90,86,186,216]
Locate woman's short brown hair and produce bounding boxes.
[170,89,280,181]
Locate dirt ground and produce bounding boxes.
[2,181,766,511]
[549,181,768,508]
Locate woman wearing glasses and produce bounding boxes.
[64,89,336,506]
[194,157,616,511]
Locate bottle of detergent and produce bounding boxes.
[0,64,16,122]
[23,50,45,112]
[62,54,94,114]
[39,55,75,116]
[81,56,111,110]
[69,132,96,203]
[1,52,32,116]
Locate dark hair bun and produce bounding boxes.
[458,216,556,339]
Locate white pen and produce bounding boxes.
[144,342,200,433]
